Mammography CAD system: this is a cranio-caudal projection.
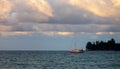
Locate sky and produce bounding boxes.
[0,0,120,50]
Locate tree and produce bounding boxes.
[85,38,118,51]
[86,42,92,50]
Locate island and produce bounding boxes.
[86,38,120,51]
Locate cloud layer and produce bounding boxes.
[0,0,120,36]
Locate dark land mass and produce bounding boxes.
[86,38,120,51]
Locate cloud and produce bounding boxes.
[96,32,106,35]
[0,0,12,22]
[28,0,53,16]
[112,0,120,7]
[95,32,118,35]
[40,32,74,36]
[0,0,54,36]
[33,24,112,32]
[0,0,120,36]
[13,0,53,17]
[12,23,36,31]
[69,0,120,17]
[11,0,53,23]
[57,32,74,36]
[0,0,54,24]
[0,25,12,31]
[109,32,115,35]
[0,32,31,36]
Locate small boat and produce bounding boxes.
[69,34,84,53]
[69,49,84,53]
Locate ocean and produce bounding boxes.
[0,51,119,69]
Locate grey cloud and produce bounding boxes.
[33,24,113,32]
[12,23,35,31]
[105,25,120,32]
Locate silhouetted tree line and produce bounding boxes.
[86,38,120,51]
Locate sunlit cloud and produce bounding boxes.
[109,32,115,35]
[28,0,53,16]
[0,0,12,22]
[40,32,55,36]
[0,25,12,31]
[0,32,31,36]
[40,32,74,36]
[69,0,120,17]
[112,0,120,7]
[96,32,105,35]
[96,32,117,35]
[57,32,74,36]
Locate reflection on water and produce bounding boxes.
[0,51,120,69]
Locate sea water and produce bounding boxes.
[0,51,119,69]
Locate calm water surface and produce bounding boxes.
[0,51,120,69]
